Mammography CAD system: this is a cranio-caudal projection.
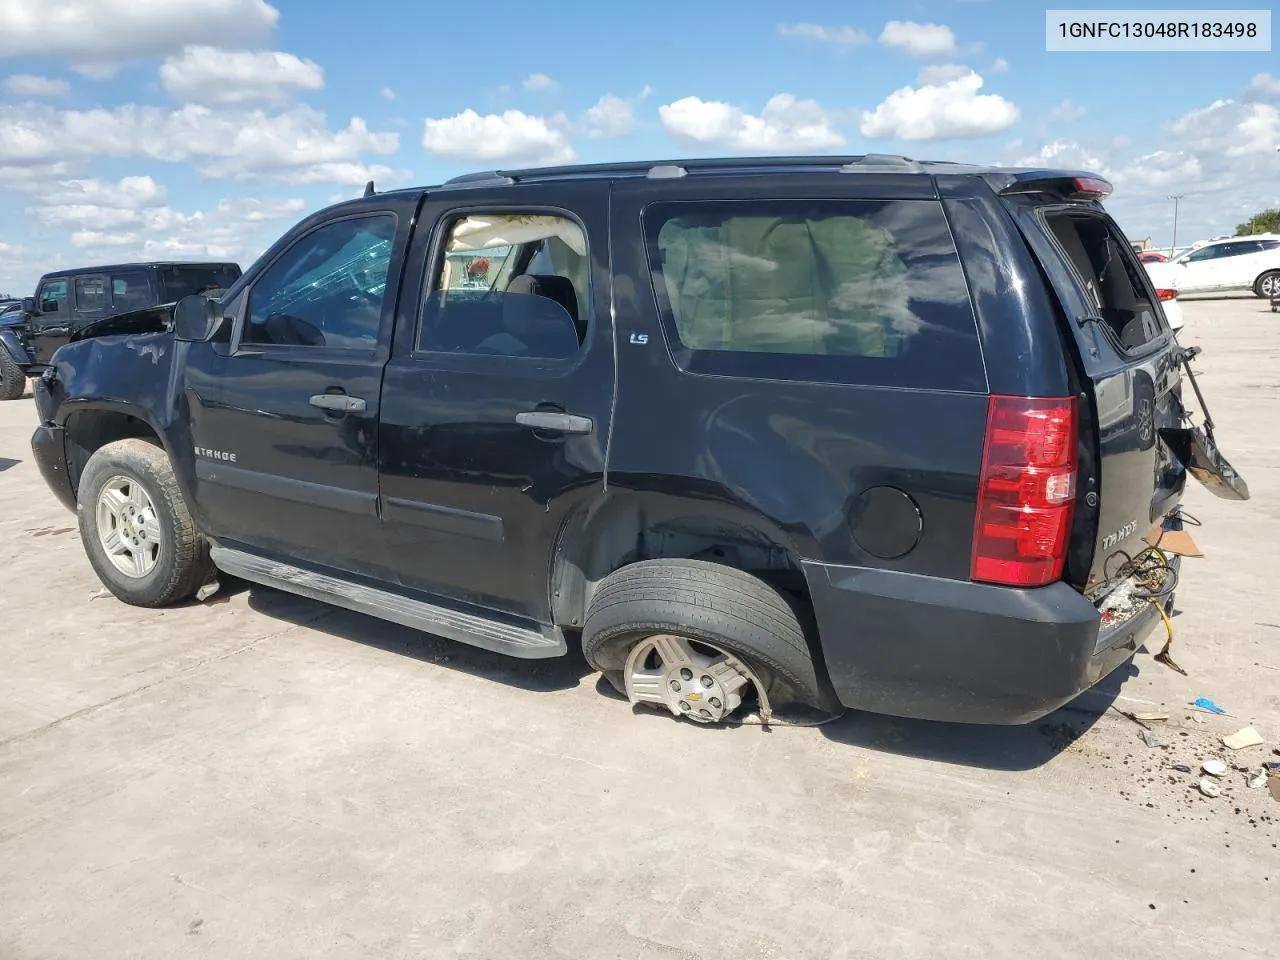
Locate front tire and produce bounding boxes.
[1254,270,1280,299]
[582,559,838,722]
[0,347,25,401]
[77,439,213,607]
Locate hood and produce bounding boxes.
[0,307,23,329]
[68,301,176,344]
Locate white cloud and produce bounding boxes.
[1014,140,1108,172]
[522,73,559,94]
[990,57,1010,73]
[1048,99,1087,123]
[71,230,139,247]
[1112,151,1203,190]
[860,70,1018,140]
[42,175,167,208]
[778,23,869,46]
[0,242,24,255]
[0,0,280,68]
[275,161,410,186]
[214,196,306,221]
[1246,73,1280,101]
[879,20,958,58]
[659,93,844,150]
[1170,98,1280,158]
[160,46,323,103]
[0,103,399,183]
[582,86,651,139]
[71,62,121,80]
[381,87,397,102]
[3,74,71,98]
[916,64,971,85]
[423,109,574,164]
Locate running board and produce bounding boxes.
[209,546,566,659]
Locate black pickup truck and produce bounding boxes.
[0,261,241,400]
[28,157,1247,726]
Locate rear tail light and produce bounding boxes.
[1155,288,1177,302]
[971,396,1078,587]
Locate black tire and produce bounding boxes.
[0,347,25,401]
[1254,270,1280,299]
[77,438,213,607]
[582,559,838,714]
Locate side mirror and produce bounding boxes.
[21,297,37,314]
[173,294,227,342]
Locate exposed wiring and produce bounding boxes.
[1150,598,1187,676]
[1105,545,1179,600]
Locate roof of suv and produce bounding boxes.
[367,154,1107,198]
[39,261,240,281]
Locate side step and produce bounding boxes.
[210,546,566,660]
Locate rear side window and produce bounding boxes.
[643,199,985,392]
[158,264,241,302]
[74,276,108,313]
[1044,211,1165,352]
[111,270,152,312]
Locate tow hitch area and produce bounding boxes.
[1161,346,1250,501]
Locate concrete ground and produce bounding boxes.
[1,296,1277,960]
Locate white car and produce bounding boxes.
[1141,261,1185,332]
[1164,234,1280,298]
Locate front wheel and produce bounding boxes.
[582,559,839,723]
[1254,270,1280,299]
[77,439,213,607]
[0,347,25,401]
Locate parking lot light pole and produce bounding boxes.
[1168,194,1185,257]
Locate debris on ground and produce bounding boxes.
[1140,730,1169,749]
[1202,759,1228,777]
[1270,778,1280,803]
[1173,763,1193,774]
[1194,697,1227,715]
[1223,726,1265,751]
[196,581,221,602]
[1199,778,1222,798]
[1248,770,1268,789]
[1134,712,1170,722]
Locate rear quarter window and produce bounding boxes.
[642,199,986,392]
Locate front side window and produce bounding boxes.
[74,276,108,313]
[643,199,984,391]
[245,215,395,349]
[1183,245,1221,263]
[417,213,588,361]
[38,279,69,314]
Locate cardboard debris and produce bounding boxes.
[1223,726,1265,751]
[1145,528,1204,558]
[1270,777,1280,803]
[1133,712,1170,722]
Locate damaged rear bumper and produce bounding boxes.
[804,561,1160,725]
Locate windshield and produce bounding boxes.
[156,264,242,302]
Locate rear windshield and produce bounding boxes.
[156,264,241,302]
[1042,211,1166,352]
[643,199,985,392]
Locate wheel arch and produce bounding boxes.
[61,401,179,500]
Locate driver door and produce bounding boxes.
[184,205,413,582]
[28,277,72,364]
[1175,245,1221,291]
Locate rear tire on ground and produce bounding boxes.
[581,559,839,718]
[0,347,25,401]
[1254,270,1280,299]
[77,438,213,607]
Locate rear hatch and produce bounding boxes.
[1001,179,1247,597]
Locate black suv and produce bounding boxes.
[28,157,1247,725]
[0,261,241,400]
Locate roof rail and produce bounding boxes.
[443,170,517,187]
[838,154,921,173]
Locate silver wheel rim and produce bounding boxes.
[1263,275,1279,297]
[623,634,763,723]
[96,475,161,579]
[1137,397,1154,446]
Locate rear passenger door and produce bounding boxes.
[377,183,613,622]
[73,274,110,327]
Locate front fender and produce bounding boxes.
[0,328,32,367]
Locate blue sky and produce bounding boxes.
[2,0,1278,295]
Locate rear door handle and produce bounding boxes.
[515,411,594,434]
[310,393,366,414]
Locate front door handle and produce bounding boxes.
[515,411,594,434]
[310,393,366,414]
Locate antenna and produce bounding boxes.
[363,180,376,198]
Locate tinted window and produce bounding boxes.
[158,264,242,302]
[1045,211,1164,352]
[38,280,69,314]
[111,270,153,313]
[643,199,984,391]
[245,215,395,349]
[74,276,108,313]
[1258,239,1280,252]
[417,213,587,360]
[1184,245,1221,263]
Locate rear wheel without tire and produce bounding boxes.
[78,438,213,607]
[1254,270,1280,299]
[0,348,25,401]
[582,559,838,723]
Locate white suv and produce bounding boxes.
[1166,235,1280,298]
